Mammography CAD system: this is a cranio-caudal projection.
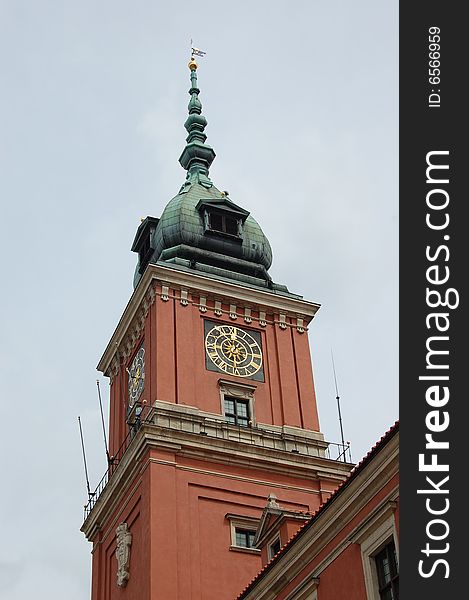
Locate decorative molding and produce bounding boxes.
[112,284,297,382]
[219,379,256,426]
[81,411,350,540]
[226,513,260,552]
[116,522,132,587]
[283,573,319,600]
[111,355,120,379]
[138,310,145,331]
[279,313,287,329]
[97,264,320,377]
[199,296,207,312]
[148,283,156,305]
[180,289,189,306]
[357,511,398,600]
[219,379,256,399]
[267,492,280,509]
[296,318,305,333]
[161,285,169,301]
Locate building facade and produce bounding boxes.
[237,423,399,600]
[81,57,396,600]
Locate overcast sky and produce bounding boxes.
[0,1,397,598]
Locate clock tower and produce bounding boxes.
[81,57,352,600]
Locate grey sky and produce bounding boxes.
[0,1,397,598]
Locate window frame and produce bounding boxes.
[202,208,243,240]
[208,211,240,236]
[234,527,257,550]
[219,379,256,427]
[226,514,261,555]
[374,540,399,600]
[224,396,251,427]
[268,534,282,560]
[353,503,399,600]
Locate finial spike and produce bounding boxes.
[188,41,206,70]
[179,47,216,176]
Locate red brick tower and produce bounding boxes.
[81,57,352,600]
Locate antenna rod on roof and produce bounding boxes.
[97,380,111,465]
[78,416,93,500]
[331,348,347,462]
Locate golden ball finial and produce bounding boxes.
[188,57,198,71]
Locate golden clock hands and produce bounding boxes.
[132,366,141,389]
[233,341,245,358]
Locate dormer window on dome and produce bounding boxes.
[196,198,250,243]
[131,59,280,292]
[208,211,239,236]
[131,216,159,275]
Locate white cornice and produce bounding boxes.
[97,264,320,375]
[81,421,351,541]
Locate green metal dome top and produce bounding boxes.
[132,60,290,294]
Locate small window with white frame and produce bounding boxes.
[374,539,399,600]
[235,528,256,549]
[226,514,260,553]
[268,534,281,560]
[224,396,250,426]
[352,500,399,600]
[219,379,256,427]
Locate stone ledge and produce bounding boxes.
[81,417,353,541]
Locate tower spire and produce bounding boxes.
[179,56,216,177]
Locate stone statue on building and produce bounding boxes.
[116,522,132,587]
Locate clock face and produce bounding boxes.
[128,345,145,405]
[204,322,264,380]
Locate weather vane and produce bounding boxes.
[190,39,207,60]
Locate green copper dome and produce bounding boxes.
[132,60,290,294]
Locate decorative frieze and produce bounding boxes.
[142,285,156,317]
[110,355,120,382]
[199,296,207,312]
[180,289,189,306]
[161,285,169,301]
[97,265,320,377]
[219,379,256,401]
[102,274,313,382]
[148,283,156,305]
[137,310,145,332]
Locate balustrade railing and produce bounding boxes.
[83,404,352,520]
